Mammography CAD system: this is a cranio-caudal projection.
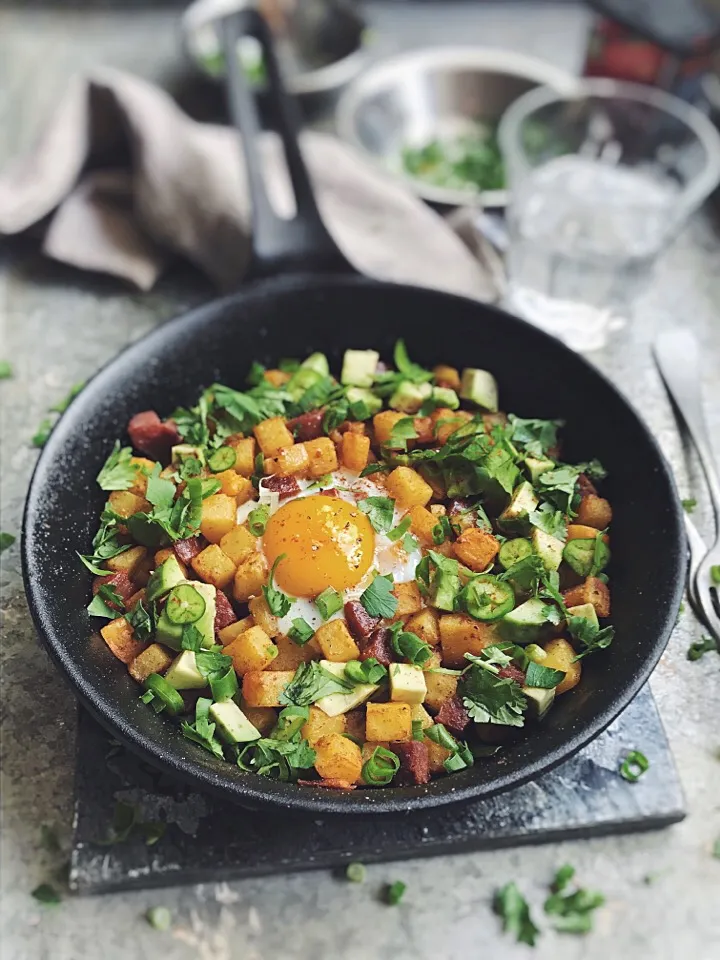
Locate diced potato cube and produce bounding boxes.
[372,410,406,447]
[233,552,268,603]
[268,634,322,671]
[225,626,278,675]
[439,613,497,667]
[126,589,146,612]
[304,437,339,478]
[248,594,279,637]
[411,703,434,730]
[432,365,461,391]
[242,670,295,707]
[263,369,291,388]
[238,701,277,735]
[431,407,472,445]
[218,615,254,646]
[128,457,156,496]
[154,547,174,567]
[365,702,412,742]
[542,637,582,694]
[391,581,423,623]
[273,444,310,477]
[452,528,500,572]
[191,543,236,589]
[424,671,459,713]
[253,418,294,458]
[200,494,237,543]
[422,649,442,672]
[562,577,610,618]
[229,437,256,477]
[302,706,347,745]
[389,663,427,704]
[214,469,254,505]
[128,643,174,683]
[219,525,258,566]
[341,432,371,473]
[413,416,434,445]
[314,619,360,662]
[576,495,612,530]
[567,524,609,543]
[314,733,363,783]
[344,709,366,743]
[408,505,438,546]
[100,617,146,664]
[385,467,433,510]
[425,736,452,774]
[405,608,440,646]
[108,490,150,519]
[106,545,147,578]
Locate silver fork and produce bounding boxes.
[654,329,720,640]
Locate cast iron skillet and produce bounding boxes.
[22,11,685,814]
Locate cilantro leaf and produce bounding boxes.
[237,734,316,781]
[0,360,13,379]
[494,882,540,946]
[566,616,614,659]
[31,883,61,905]
[145,466,176,510]
[536,465,581,514]
[97,441,140,491]
[544,871,605,935]
[464,644,516,672]
[87,584,125,619]
[529,502,567,541]
[0,532,15,553]
[32,418,53,448]
[388,416,418,452]
[460,664,527,727]
[507,415,563,459]
[181,697,224,759]
[681,498,697,514]
[50,381,84,414]
[573,458,607,481]
[263,555,293,617]
[525,660,565,688]
[126,600,155,642]
[358,496,395,534]
[393,339,432,384]
[687,634,718,660]
[279,661,354,706]
[195,651,234,683]
[360,574,398,619]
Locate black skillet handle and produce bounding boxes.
[220,9,353,280]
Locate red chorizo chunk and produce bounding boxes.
[360,627,395,667]
[391,741,430,786]
[498,665,526,686]
[214,589,238,634]
[174,536,205,565]
[344,600,380,640]
[263,475,301,500]
[577,473,598,498]
[287,409,325,441]
[127,410,180,461]
[435,695,470,736]
[92,571,135,609]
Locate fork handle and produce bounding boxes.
[654,329,720,524]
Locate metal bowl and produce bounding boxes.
[336,47,578,208]
[182,0,368,97]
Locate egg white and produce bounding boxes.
[237,467,423,633]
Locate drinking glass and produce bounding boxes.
[497,79,720,349]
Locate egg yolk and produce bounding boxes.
[263,495,375,598]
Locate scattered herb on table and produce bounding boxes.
[713,838,720,860]
[31,883,61,905]
[384,880,406,906]
[494,881,540,946]
[32,418,53,448]
[346,862,366,883]
[0,532,15,552]
[146,906,172,931]
[0,360,13,379]
[51,381,85,414]
[40,824,61,854]
[95,800,165,847]
[681,498,697,513]
[687,635,718,661]
[544,865,605,934]
[711,565,720,585]
[619,750,649,782]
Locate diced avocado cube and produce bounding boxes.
[146,555,186,604]
[341,349,379,388]
[389,380,432,414]
[389,663,427,704]
[171,444,204,465]
[164,650,206,690]
[346,386,382,417]
[498,597,555,645]
[287,366,324,401]
[431,386,460,410]
[531,528,565,572]
[460,368,498,411]
[499,482,539,534]
[156,581,216,651]
[522,685,555,720]
[209,700,261,743]
[567,602,599,631]
[524,643,548,664]
[300,352,329,377]
[315,661,378,717]
[525,456,554,484]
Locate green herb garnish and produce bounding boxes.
[50,381,85,414]
[316,587,343,621]
[359,574,397,619]
[362,746,400,786]
[566,615,614,660]
[32,418,53,448]
[619,750,649,782]
[524,661,565,689]
[288,618,315,646]
[460,663,527,727]
[86,583,125,619]
[544,866,605,934]
[279,661,353,707]
[263,555,293,617]
[181,697,225,759]
[248,503,270,536]
[0,360,13,379]
[384,880,407,906]
[96,441,141,491]
[0,532,15,553]
[687,635,718,661]
[31,883,61,905]
[358,496,395,534]
[682,498,697,513]
[494,881,540,946]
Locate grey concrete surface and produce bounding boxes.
[1,5,720,960]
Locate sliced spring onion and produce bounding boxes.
[362,746,400,786]
[346,862,366,883]
[207,446,237,473]
[411,719,424,741]
[316,587,343,621]
[619,750,649,782]
[288,618,314,646]
[248,503,270,536]
[164,584,206,625]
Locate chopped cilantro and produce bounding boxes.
[460,663,527,727]
[32,418,53,448]
[566,615,614,659]
[393,340,432,384]
[0,532,15,553]
[687,635,718,661]
[358,496,395,534]
[279,661,353,707]
[529,502,567,541]
[536,465,581,514]
[506,415,563,458]
[126,600,155,642]
[0,360,13,379]
[359,574,398,619]
[681,498,697,513]
[96,441,139,491]
[544,867,605,934]
[494,881,540,946]
[181,697,225,759]
[389,624,432,666]
[263,555,293,617]
[31,883,61,905]
[387,416,418,451]
[384,880,407,906]
[86,583,125,619]
[50,381,85,414]
[525,660,565,688]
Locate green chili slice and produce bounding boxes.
[498,538,533,571]
[143,674,185,716]
[207,446,237,473]
[164,584,206,625]
[461,576,515,622]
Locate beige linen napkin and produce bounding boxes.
[0,67,497,300]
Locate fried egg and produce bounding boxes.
[236,469,423,633]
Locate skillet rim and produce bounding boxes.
[21,273,686,815]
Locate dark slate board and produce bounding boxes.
[69,686,684,895]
